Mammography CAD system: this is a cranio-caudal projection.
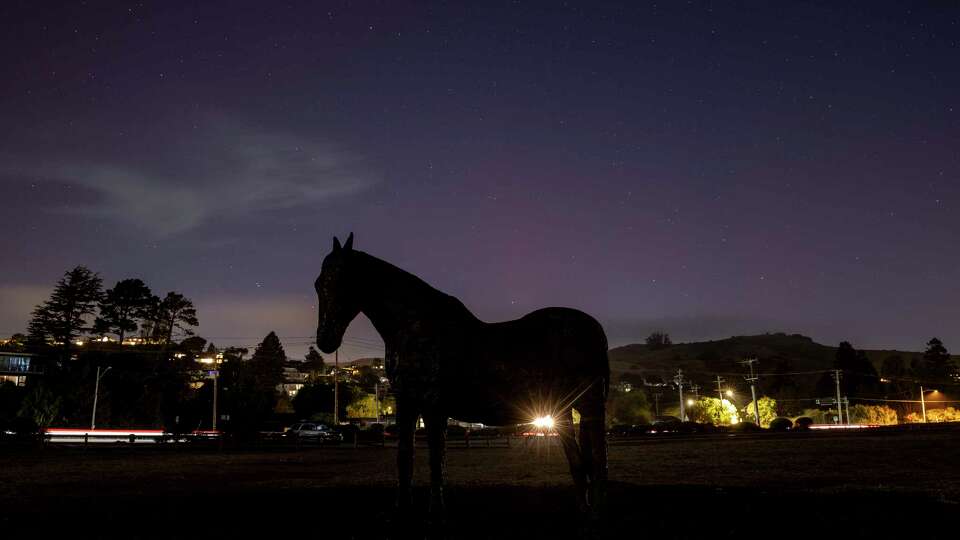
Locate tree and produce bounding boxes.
[222,347,248,363]
[151,292,199,345]
[356,365,382,392]
[742,396,777,427]
[217,332,286,435]
[249,331,286,392]
[833,341,878,396]
[179,336,208,356]
[645,331,672,350]
[921,338,956,384]
[881,354,907,380]
[292,380,360,422]
[606,388,652,426]
[305,346,326,376]
[19,385,61,435]
[94,279,156,343]
[688,397,739,425]
[27,266,103,361]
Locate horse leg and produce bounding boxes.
[395,398,419,513]
[423,411,448,527]
[580,398,608,518]
[557,408,588,514]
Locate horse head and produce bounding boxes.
[315,232,360,353]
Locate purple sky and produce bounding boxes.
[1,1,958,359]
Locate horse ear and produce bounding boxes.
[333,236,342,252]
[344,232,354,251]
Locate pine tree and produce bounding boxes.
[94,278,157,343]
[151,292,199,344]
[27,266,103,360]
[922,338,955,383]
[250,331,286,392]
[305,346,326,376]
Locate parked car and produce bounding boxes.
[284,422,343,444]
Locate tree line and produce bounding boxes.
[1,266,372,439]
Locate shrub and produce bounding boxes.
[794,417,814,430]
[768,417,792,431]
[730,421,761,433]
[847,404,898,425]
[925,407,960,423]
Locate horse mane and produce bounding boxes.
[353,250,479,322]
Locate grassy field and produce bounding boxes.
[1,427,958,538]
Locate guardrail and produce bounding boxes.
[44,428,174,444]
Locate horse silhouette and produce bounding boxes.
[315,233,609,520]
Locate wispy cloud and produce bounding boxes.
[4,116,378,236]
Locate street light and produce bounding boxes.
[91,366,112,430]
[532,415,555,429]
[920,386,939,423]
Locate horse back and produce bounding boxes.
[442,307,608,423]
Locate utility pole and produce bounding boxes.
[740,359,760,425]
[91,366,112,430]
[690,384,701,401]
[716,375,725,402]
[334,350,339,425]
[832,369,843,424]
[920,385,927,423]
[674,369,686,421]
[374,382,380,424]
[653,392,662,417]
[212,370,219,431]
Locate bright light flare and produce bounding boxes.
[531,415,555,429]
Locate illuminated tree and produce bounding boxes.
[847,404,898,425]
[742,396,777,427]
[688,397,739,425]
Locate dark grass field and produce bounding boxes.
[2,426,958,539]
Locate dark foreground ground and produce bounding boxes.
[1,426,958,539]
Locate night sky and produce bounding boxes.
[2,1,958,358]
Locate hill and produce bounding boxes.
[609,333,932,392]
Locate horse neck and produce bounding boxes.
[355,253,476,342]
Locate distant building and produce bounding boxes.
[279,363,310,397]
[0,352,41,386]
